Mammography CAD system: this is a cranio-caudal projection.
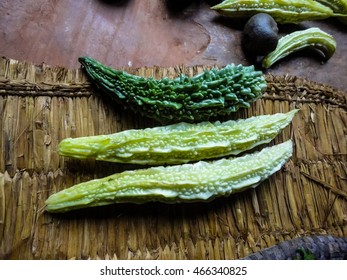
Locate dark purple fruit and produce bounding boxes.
[242,13,279,56]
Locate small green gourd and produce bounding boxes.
[45,140,293,213]
[58,110,298,165]
[211,0,334,24]
[79,57,266,123]
[262,27,336,68]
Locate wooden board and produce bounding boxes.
[1,0,347,91]
[0,57,346,260]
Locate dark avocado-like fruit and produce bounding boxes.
[242,13,279,56]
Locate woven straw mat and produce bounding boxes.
[0,57,346,260]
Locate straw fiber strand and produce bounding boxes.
[0,57,346,260]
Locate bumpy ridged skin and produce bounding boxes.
[315,0,347,24]
[262,28,336,68]
[211,0,333,24]
[46,140,293,213]
[314,0,347,13]
[58,110,298,165]
[78,57,266,123]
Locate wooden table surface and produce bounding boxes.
[0,0,346,91]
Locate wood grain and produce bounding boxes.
[1,0,347,90]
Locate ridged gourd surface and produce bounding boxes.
[79,57,267,123]
[58,110,297,165]
[46,140,293,212]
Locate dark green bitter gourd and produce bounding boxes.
[79,57,267,123]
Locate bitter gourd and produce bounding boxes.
[79,57,266,123]
[45,140,293,213]
[58,110,298,165]
[314,0,347,14]
[315,0,347,23]
[262,28,336,68]
[211,0,334,24]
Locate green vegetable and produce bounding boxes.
[315,0,347,24]
[58,110,298,165]
[46,140,293,213]
[79,57,266,123]
[211,0,334,24]
[262,27,336,68]
[314,0,347,14]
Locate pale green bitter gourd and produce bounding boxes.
[58,110,298,165]
[46,140,293,213]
